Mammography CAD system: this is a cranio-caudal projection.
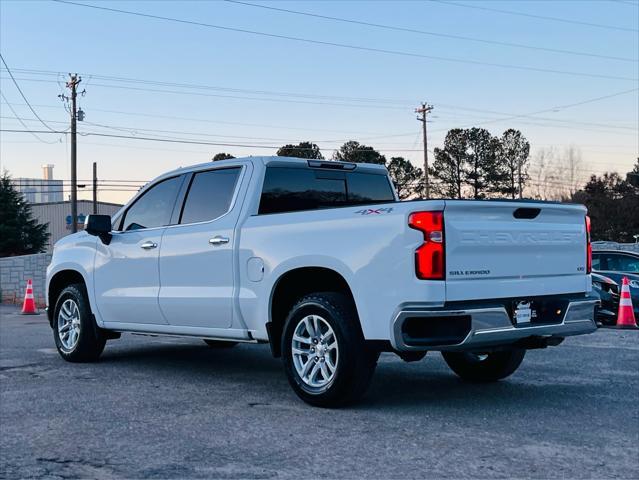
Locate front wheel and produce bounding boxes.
[282,293,378,408]
[442,348,525,382]
[53,284,106,362]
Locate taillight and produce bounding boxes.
[408,211,445,280]
[585,215,592,274]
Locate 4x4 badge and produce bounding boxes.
[354,207,394,215]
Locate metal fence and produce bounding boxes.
[592,241,639,253]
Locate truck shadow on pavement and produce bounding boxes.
[100,342,283,377]
[94,341,593,410]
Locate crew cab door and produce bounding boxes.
[94,175,184,325]
[158,165,246,329]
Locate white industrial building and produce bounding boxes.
[14,164,64,203]
[32,200,123,252]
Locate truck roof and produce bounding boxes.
[150,156,388,185]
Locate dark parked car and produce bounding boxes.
[592,250,639,274]
[591,273,619,326]
[592,250,639,318]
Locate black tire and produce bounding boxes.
[281,292,379,408]
[442,348,525,382]
[203,339,238,348]
[53,283,106,362]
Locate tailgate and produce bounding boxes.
[444,201,590,302]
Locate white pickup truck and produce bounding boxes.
[46,156,597,406]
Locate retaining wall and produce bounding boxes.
[0,253,51,307]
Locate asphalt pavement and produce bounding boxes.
[1,304,638,479]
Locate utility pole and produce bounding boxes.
[415,103,434,199]
[92,162,97,214]
[60,74,82,232]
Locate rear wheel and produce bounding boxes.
[442,348,525,382]
[53,284,106,362]
[282,292,378,408]
[203,339,238,348]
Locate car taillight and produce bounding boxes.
[408,211,444,280]
[586,215,592,274]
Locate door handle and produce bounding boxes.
[209,236,230,246]
[140,241,158,250]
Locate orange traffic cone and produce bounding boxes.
[20,279,38,315]
[616,277,637,329]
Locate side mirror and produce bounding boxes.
[85,214,112,245]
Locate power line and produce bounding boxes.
[432,0,639,33]
[3,114,636,158]
[9,68,638,114]
[436,91,639,130]
[225,0,636,63]
[0,128,427,152]
[0,93,60,144]
[3,84,637,137]
[3,129,634,175]
[4,69,638,128]
[6,103,636,146]
[0,54,58,132]
[51,1,638,82]
[3,68,411,106]
[4,129,636,173]
[1,115,423,144]
[0,75,411,111]
[6,135,634,169]
[4,69,636,133]
[0,99,404,136]
[432,88,639,133]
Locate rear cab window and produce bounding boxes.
[259,166,395,215]
[179,167,241,224]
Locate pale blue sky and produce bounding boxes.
[1,0,637,203]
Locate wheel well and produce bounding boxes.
[268,267,356,357]
[47,270,86,326]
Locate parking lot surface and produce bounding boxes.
[1,304,638,479]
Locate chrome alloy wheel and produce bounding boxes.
[57,299,81,352]
[291,314,339,388]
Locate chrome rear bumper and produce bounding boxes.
[391,297,598,352]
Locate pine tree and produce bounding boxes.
[0,172,50,256]
[277,142,324,159]
[627,157,639,188]
[500,129,530,199]
[464,128,504,199]
[387,157,423,199]
[212,153,235,161]
[333,141,386,164]
[430,129,468,199]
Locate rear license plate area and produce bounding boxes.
[510,298,566,326]
[514,301,532,324]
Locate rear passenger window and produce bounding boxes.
[180,168,241,224]
[121,176,182,231]
[259,168,346,214]
[347,172,396,205]
[259,167,394,214]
